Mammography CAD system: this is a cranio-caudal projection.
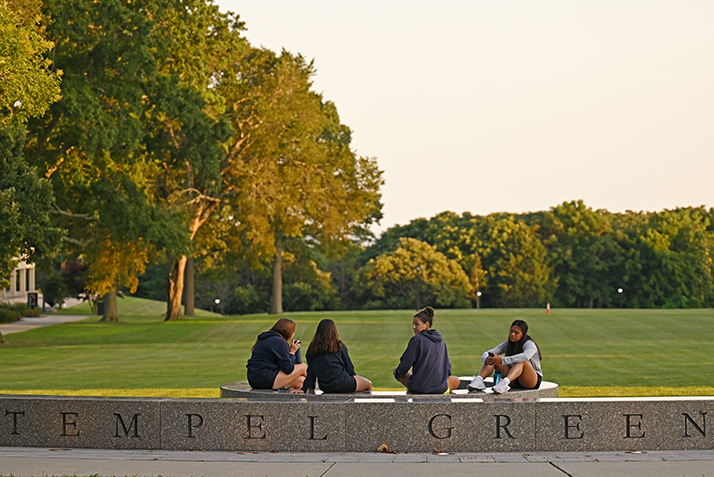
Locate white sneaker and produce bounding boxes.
[467,375,486,391]
[492,377,510,394]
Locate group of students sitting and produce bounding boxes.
[246,307,543,395]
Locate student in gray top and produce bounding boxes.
[468,319,542,394]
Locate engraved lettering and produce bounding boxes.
[427,414,453,439]
[683,412,706,438]
[245,415,266,439]
[186,413,203,438]
[624,414,644,439]
[60,412,79,436]
[308,416,327,440]
[563,415,584,439]
[494,414,514,439]
[5,411,25,435]
[114,413,140,438]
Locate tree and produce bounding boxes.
[143,1,247,320]
[1,0,62,343]
[352,237,471,309]
[25,0,226,321]
[617,208,714,308]
[528,200,624,308]
[217,48,383,314]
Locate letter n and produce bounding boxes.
[683,412,706,438]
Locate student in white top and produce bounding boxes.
[467,319,542,394]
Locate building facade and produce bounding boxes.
[1,261,37,303]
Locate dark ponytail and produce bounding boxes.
[505,319,542,359]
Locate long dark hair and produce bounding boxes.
[252,317,296,350]
[505,319,542,359]
[414,306,435,327]
[306,319,343,356]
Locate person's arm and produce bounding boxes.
[502,340,537,366]
[274,339,296,375]
[394,336,418,378]
[301,363,316,392]
[342,344,356,376]
[481,341,508,363]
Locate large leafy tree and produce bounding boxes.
[528,200,624,308]
[352,237,470,309]
[216,48,383,314]
[25,0,196,321]
[144,1,247,321]
[1,0,62,343]
[617,207,714,308]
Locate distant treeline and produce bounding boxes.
[133,200,714,312]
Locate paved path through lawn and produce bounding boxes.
[0,314,90,335]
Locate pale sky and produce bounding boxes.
[218,1,714,232]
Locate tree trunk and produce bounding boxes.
[101,290,120,322]
[269,237,283,315]
[0,330,7,345]
[166,254,187,321]
[184,256,195,316]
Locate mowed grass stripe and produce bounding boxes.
[2,297,713,396]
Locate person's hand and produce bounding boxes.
[290,339,301,354]
[486,355,501,366]
[289,388,305,394]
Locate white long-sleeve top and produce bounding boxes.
[481,339,542,377]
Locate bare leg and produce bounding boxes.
[354,375,372,392]
[273,363,307,389]
[447,376,460,393]
[477,363,495,379]
[506,361,538,389]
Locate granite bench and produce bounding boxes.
[2,390,712,453]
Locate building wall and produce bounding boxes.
[0,261,37,303]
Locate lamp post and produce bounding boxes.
[617,288,623,308]
[215,298,221,314]
[416,265,421,311]
[476,291,482,310]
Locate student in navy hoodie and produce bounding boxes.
[292,319,372,394]
[246,317,307,390]
[393,307,460,394]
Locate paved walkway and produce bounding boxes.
[0,314,90,335]
[1,447,713,477]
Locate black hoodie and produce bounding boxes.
[246,331,295,384]
[394,329,452,394]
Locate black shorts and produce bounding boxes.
[323,376,357,394]
[248,376,277,390]
[510,373,542,390]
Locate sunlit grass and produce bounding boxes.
[2,297,713,397]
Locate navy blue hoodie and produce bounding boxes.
[246,331,295,384]
[394,329,452,394]
[301,343,356,393]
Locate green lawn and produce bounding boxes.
[1,297,713,398]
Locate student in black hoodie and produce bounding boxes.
[292,319,372,394]
[246,317,307,390]
[393,307,460,394]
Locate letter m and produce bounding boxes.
[114,413,140,438]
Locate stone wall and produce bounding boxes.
[1,394,712,452]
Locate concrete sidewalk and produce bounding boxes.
[1,447,713,477]
[0,314,90,335]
